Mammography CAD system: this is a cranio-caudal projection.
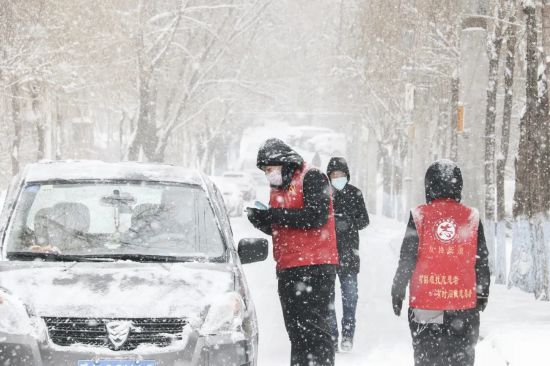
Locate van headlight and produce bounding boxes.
[200,292,245,335]
[0,291,33,335]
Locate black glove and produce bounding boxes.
[246,208,272,229]
[335,212,350,231]
[476,297,488,312]
[392,296,403,316]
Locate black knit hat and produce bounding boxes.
[256,138,304,189]
[326,157,350,181]
[424,160,463,203]
[256,138,304,168]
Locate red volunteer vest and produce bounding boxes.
[409,199,479,310]
[269,164,339,270]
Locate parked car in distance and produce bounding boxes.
[305,133,346,156]
[222,171,256,201]
[244,169,266,186]
[286,126,335,148]
[0,160,268,366]
[210,176,244,217]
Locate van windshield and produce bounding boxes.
[5,182,225,261]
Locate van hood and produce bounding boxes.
[0,261,234,319]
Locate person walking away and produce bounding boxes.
[391,160,490,366]
[326,157,369,352]
[247,138,340,366]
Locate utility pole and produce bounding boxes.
[458,2,489,214]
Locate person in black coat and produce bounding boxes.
[326,157,369,352]
[391,160,490,366]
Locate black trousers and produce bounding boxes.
[278,265,336,366]
[408,308,480,366]
[328,269,359,342]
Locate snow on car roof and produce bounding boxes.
[23,160,205,185]
[210,176,238,185]
[223,171,248,176]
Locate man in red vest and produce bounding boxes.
[247,138,339,366]
[391,160,490,366]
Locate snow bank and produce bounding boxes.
[478,286,550,365]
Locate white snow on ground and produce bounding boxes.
[233,213,550,365]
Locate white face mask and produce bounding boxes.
[331,177,347,190]
[266,170,283,186]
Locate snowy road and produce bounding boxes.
[233,214,550,365]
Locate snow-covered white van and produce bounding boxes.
[0,160,267,366]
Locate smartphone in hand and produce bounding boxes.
[254,201,268,210]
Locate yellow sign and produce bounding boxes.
[457,105,465,132]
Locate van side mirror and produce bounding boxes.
[238,238,268,264]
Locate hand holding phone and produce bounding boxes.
[254,201,268,210]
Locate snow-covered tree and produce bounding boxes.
[509,0,550,300]
[495,0,518,285]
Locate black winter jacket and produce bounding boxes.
[331,184,369,272]
[327,157,369,272]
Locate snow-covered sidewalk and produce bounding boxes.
[234,214,550,365]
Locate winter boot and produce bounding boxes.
[340,336,353,352]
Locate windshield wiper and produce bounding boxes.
[7,252,224,263]
[82,253,195,262]
[7,251,115,262]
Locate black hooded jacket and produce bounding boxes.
[249,138,332,235]
[392,160,491,307]
[327,157,369,273]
